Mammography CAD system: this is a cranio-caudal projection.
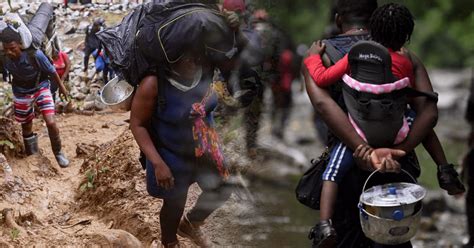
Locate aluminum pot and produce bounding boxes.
[359,169,426,245]
[360,203,422,245]
[100,76,135,111]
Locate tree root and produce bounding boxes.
[2,208,26,236]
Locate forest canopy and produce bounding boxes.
[254,0,474,68]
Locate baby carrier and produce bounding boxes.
[342,41,438,147]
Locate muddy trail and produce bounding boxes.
[0,112,223,247]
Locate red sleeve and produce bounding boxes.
[303,54,350,87]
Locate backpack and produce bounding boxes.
[96,1,236,87]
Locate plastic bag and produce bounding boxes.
[1,12,33,49]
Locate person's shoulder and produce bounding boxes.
[33,49,47,58]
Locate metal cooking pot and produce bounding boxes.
[359,169,426,245]
[100,76,135,111]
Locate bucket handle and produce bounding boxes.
[362,168,417,193]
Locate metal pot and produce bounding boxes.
[100,76,135,112]
[359,169,426,245]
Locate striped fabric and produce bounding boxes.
[13,83,55,124]
[322,142,350,183]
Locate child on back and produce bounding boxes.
[304,3,465,246]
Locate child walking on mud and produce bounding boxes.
[304,3,465,246]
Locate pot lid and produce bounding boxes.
[360,182,426,207]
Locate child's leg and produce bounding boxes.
[407,109,464,194]
[320,181,338,220]
[320,142,354,221]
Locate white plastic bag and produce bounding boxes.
[1,12,32,49]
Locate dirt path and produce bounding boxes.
[0,110,253,247]
[0,112,131,246]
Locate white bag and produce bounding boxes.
[1,12,33,49]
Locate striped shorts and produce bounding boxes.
[13,84,55,124]
[322,109,417,183]
[322,142,352,183]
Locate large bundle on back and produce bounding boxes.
[0,3,59,59]
[97,1,236,86]
[27,2,59,58]
[0,3,58,76]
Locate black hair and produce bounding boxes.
[369,3,414,51]
[0,27,21,44]
[336,0,378,26]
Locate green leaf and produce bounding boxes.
[86,170,95,182]
[11,228,20,240]
[0,140,15,150]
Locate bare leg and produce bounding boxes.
[320,181,338,220]
[21,121,34,138]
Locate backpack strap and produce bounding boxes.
[25,49,43,87]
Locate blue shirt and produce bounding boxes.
[151,68,217,157]
[4,50,56,93]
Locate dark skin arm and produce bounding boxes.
[303,65,365,150]
[130,75,174,190]
[304,41,405,172]
[303,65,404,172]
[61,53,71,82]
[50,71,68,99]
[393,49,438,153]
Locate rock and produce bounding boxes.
[71,11,80,18]
[64,47,73,54]
[73,79,82,87]
[423,191,449,216]
[87,229,143,248]
[64,25,76,35]
[78,21,90,33]
[102,123,110,129]
[83,101,95,111]
[429,69,471,90]
[437,89,466,110]
[419,217,438,232]
[80,86,90,94]
[84,93,96,102]
[72,92,86,101]
[95,99,106,111]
